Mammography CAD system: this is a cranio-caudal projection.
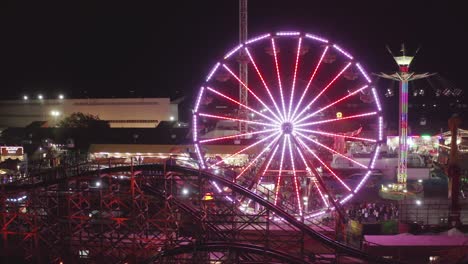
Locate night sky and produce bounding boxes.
[1,0,467,123]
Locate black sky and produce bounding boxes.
[1,1,467,111]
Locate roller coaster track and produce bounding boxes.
[1,162,399,263]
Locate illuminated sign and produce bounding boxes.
[1,146,24,156]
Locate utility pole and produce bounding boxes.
[447,114,461,227]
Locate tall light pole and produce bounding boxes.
[239,0,248,133]
[376,44,435,191]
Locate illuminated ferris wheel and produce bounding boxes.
[193,31,384,217]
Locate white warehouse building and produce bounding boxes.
[0,97,180,129]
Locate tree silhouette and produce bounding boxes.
[57,112,109,128]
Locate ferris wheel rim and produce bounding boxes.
[193,30,384,218]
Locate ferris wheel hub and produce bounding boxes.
[281,122,294,134]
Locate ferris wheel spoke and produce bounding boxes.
[261,143,280,176]
[274,136,287,206]
[295,128,376,143]
[295,144,329,208]
[287,135,303,215]
[271,38,287,119]
[287,37,302,121]
[198,113,278,128]
[292,62,352,123]
[295,111,377,128]
[206,87,280,124]
[235,133,282,180]
[209,131,281,168]
[245,47,284,121]
[199,128,278,144]
[295,84,369,124]
[295,131,367,169]
[222,64,282,122]
[291,46,329,121]
[296,136,352,192]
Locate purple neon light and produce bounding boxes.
[305,33,328,43]
[287,136,303,215]
[296,132,368,169]
[224,44,243,59]
[263,144,280,175]
[271,38,287,119]
[291,46,329,121]
[356,63,371,83]
[296,136,351,192]
[379,116,383,141]
[194,87,205,113]
[293,62,352,123]
[296,85,369,123]
[245,47,284,120]
[355,171,372,193]
[296,128,376,143]
[340,193,354,204]
[245,33,271,44]
[276,31,300,36]
[199,128,277,144]
[296,111,377,127]
[293,141,329,207]
[195,144,205,169]
[274,137,287,206]
[222,64,281,121]
[304,211,326,219]
[236,133,281,179]
[207,87,280,124]
[333,44,353,60]
[372,88,382,111]
[199,113,277,127]
[193,114,198,142]
[206,63,220,82]
[211,132,280,167]
[288,37,302,120]
[370,145,381,169]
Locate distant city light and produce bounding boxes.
[182,188,189,195]
[170,116,175,121]
[418,179,423,183]
[58,94,64,99]
[23,95,28,100]
[50,110,61,117]
[95,181,101,187]
[416,200,422,205]
[38,94,43,100]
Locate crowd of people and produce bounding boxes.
[345,202,399,223]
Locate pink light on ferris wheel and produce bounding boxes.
[206,87,280,124]
[222,64,282,122]
[291,46,329,120]
[236,133,281,179]
[199,128,277,144]
[271,38,287,120]
[292,62,352,123]
[296,111,377,127]
[295,128,376,143]
[296,84,369,124]
[210,132,280,168]
[194,30,383,217]
[274,137,287,206]
[296,131,367,169]
[245,47,284,120]
[288,37,302,121]
[296,136,351,192]
[245,33,271,44]
[287,135,302,215]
